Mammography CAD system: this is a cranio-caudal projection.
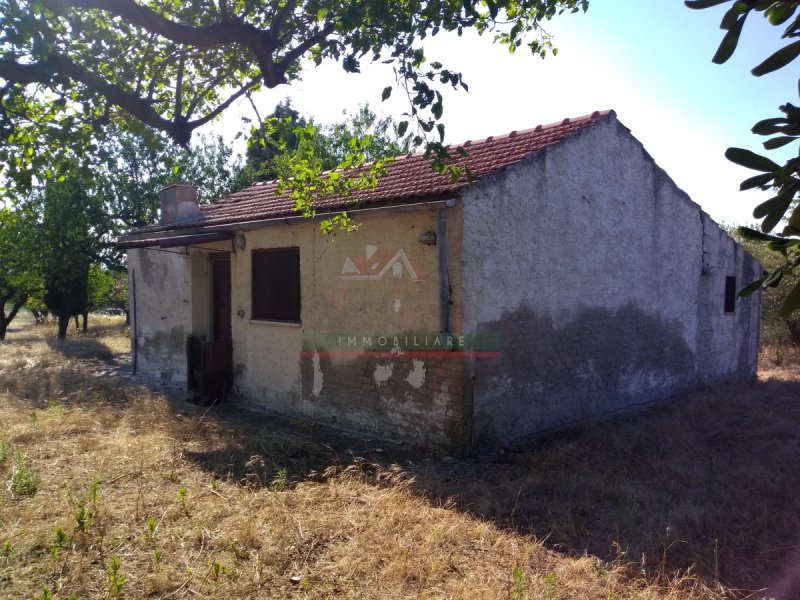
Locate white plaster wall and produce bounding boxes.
[128,247,192,384]
[461,115,761,448]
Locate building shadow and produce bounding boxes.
[172,374,800,597]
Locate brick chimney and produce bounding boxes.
[159,183,201,225]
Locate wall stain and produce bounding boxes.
[473,303,697,449]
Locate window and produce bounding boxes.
[724,275,737,314]
[252,248,301,322]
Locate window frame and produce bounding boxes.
[251,247,301,324]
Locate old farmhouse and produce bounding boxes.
[119,110,761,455]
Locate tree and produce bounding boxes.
[240,99,308,184]
[686,1,800,314]
[36,175,97,339]
[731,226,800,345]
[239,100,411,186]
[95,122,240,269]
[0,0,589,191]
[88,264,128,319]
[317,104,413,166]
[0,204,43,340]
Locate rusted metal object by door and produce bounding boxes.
[187,254,232,402]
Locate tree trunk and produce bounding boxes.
[74,314,79,331]
[82,310,88,332]
[786,319,800,346]
[0,297,26,341]
[58,313,70,339]
[125,309,130,326]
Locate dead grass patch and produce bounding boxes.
[0,323,794,598]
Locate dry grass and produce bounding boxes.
[0,320,796,598]
[760,343,800,369]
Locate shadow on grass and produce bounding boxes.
[45,337,119,362]
[170,375,800,597]
[3,318,130,363]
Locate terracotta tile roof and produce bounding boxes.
[139,110,612,233]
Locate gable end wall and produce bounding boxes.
[461,115,761,450]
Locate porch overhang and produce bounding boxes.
[118,231,234,250]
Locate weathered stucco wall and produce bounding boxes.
[129,208,469,452]
[128,247,192,384]
[461,115,761,450]
[229,208,469,452]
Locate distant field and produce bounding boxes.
[0,323,798,598]
[9,309,34,327]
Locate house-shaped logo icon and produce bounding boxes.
[340,245,425,280]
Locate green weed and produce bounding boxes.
[1,540,13,563]
[10,450,39,496]
[512,566,526,599]
[544,571,558,600]
[51,527,69,562]
[270,468,288,492]
[74,501,92,533]
[107,555,125,597]
[47,399,64,419]
[177,487,188,512]
[145,515,157,543]
[211,559,228,584]
[88,474,100,505]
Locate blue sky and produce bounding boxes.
[212,0,797,226]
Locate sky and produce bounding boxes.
[209,0,798,227]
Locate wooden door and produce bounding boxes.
[199,254,232,402]
[212,255,232,341]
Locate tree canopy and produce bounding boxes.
[0,0,589,190]
[240,100,410,184]
[687,0,800,315]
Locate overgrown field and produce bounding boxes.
[1,319,798,598]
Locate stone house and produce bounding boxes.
[119,110,761,455]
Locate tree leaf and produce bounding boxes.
[779,281,800,316]
[761,196,793,232]
[752,40,800,76]
[684,0,731,9]
[736,226,786,242]
[767,1,798,26]
[763,135,797,150]
[381,86,392,101]
[752,117,787,135]
[738,274,768,297]
[764,268,785,287]
[725,147,781,172]
[739,172,774,190]
[713,13,747,64]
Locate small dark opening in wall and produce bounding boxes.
[724,276,737,314]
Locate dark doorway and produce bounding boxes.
[212,255,232,341]
[188,254,233,403]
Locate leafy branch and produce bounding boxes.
[686,0,800,314]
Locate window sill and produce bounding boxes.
[249,319,302,328]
